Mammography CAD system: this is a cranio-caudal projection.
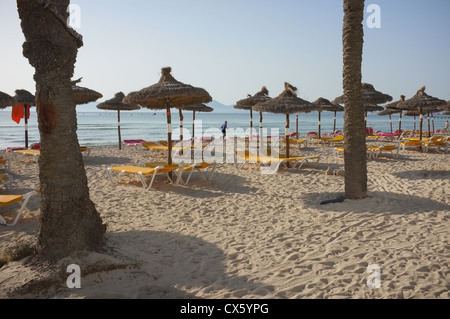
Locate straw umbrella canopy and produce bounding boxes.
[395,86,446,140]
[96,92,141,150]
[333,83,392,127]
[253,82,313,160]
[234,86,271,137]
[12,89,36,148]
[333,83,393,105]
[0,91,16,109]
[177,104,213,144]
[71,78,103,105]
[123,67,212,166]
[311,97,344,138]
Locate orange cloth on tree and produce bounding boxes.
[11,104,30,124]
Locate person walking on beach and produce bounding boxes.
[221,121,228,138]
[445,120,449,132]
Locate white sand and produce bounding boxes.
[0,141,449,299]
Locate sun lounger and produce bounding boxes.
[13,146,90,162]
[106,165,177,190]
[367,142,400,159]
[335,146,373,160]
[423,137,448,153]
[0,190,40,226]
[237,151,320,173]
[123,139,147,149]
[175,162,217,185]
[400,138,424,152]
[13,149,40,162]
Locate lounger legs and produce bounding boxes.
[0,191,39,227]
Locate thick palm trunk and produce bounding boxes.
[18,0,105,259]
[342,0,367,199]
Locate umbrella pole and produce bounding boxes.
[318,111,321,139]
[427,112,431,137]
[389,114,392,133]
[333,111,337,132]
[179,108,184,154]
[250,109,253,137]
[296,113,299,138]
[365,111,368,129]
[286,114,290,165]
[192,111,196,149]
[166,105,173,166]
[431,112,435,133]
[259,111,263,154]
[118,109,122,150]
[419,109,423,141]
[24,104,29,149]
[398,111,402,137]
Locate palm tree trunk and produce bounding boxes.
[342,0,367,199]
[17,0,105,260]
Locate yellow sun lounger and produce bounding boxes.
[0,190,40,226]
[237,151,320,173]
[175,162,217,185]
[106,165,177,190]
[13,147,90,162]
[423,137,448,153]
[368,143,400,159]
[13,149,40,162]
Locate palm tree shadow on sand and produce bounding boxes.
[98,230,275,299]
[1,230,274,299]
[302,191,450,215]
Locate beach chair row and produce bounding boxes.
[106,161,217,191]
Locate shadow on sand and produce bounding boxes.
[302,190,450,215]
[1,230,275,299]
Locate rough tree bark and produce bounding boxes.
[342,0,368,199]
[17,0,106,260]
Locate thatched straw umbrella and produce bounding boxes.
[13,89,36,148]
[311,97,344,138]
[385,95,406,134]
[0,91,16,109]
[177,104,213,144]
[123,67,212,166]
[253,82,313,160]
[333,83,392,127]
[97,92,141,150]
[396,86,446,140]
[333,83,393,105]
[234,86,271,138]
[71,78,103,105]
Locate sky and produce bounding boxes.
[0,0,449,107]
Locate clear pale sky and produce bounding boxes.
[0,0,449,106]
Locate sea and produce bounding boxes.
[1,108,448,150]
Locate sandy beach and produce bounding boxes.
[0,139,449,299]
